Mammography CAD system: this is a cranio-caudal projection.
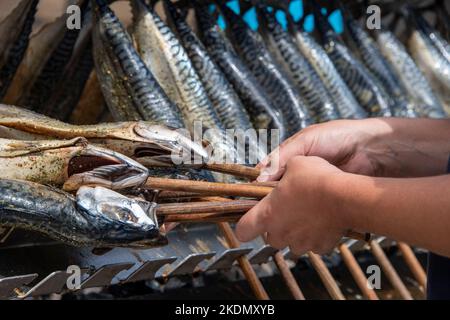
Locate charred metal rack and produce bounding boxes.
[0,0,442,300]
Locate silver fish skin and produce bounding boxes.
[376,30,446,118]
[313,10,392,117]
[195,5,286,139]
[342,9,417,118]
[407,10,450,92]
[164,1,253,132]
[131,0,240,166]
[257,7,340,123]
[288,21,366,119]
[92,0,185,128]
[0,180,166,248]
[217,3,312,137]
[0,0,39,100]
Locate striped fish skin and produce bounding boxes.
[0,0,38,100]
[407,10,450,93]
[44,36,95,121]
[376,30,446,118]
[288,21,366,119]
[164,1,253,131]
[195,5,286,139]
[257,7,340,123]
[92,0,184,128]
[314,10,392,117]
[341,7,417,118]
[22,0,90,112]
[131,0,241,166]
[217,3,312,137]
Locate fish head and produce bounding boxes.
[131,122,208,167]
[76,186,167,248]
[63,143,149,191]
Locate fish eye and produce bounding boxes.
[96,202,139,224]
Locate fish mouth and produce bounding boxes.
[132,122,208,166]
[63,145,149,192]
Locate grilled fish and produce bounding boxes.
[0,180,166,248]
[0,137,149,192]
[217,2,312,136]
[131,0,240,165]
[313,7,392,117]
[22,0,90,113]
[288,16,365,119]
[0,0,38,100]
[257,7,339,122]
[340,3,417,118]
[195,4,285,138]
[164,1,253,132]
[376,29,446,118]
[92,0,185,127]
[0,104,209,167]
[407,9,450,93]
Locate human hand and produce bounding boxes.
[236,156,351,255]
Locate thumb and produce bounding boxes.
[235,195,271,242]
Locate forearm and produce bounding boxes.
[336,173,450,257]
[364,118,450,177]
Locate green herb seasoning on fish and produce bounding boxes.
[0,137,149,192]
[0,0,38,100]
[92,0,185,127]
[195,4,285,138]
[376,29,446,118]
[0,104,209,168]
[257,7,339,122]
[313,7,391,117]
[0,180,167,248]
[217,2,312,136]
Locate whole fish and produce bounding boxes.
[406,9,450,93]
[0,0,38,99]
[0,104,209,167]
[22,0,90,113]
[130,0,240,165]
[195,4,286,138]
[0,137,149,192]
[41,26,95,121]
[92,0,185,127]
[288,15,365,119]
[257,7,340,122]
[163,1,253,132]
[217,2,312,137]
[376,29,446,118]
[340,3,417,118]
[0,180,166,248]
[313,7,392,117]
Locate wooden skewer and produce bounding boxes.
[338,243,379,300]
[145,177,273,198]
[369,240,413,300]
[205,163,260,180]
[218,222,270,300]
[208,196,302,300]
[156,200,258,216]
[307,251,346,300]
[397,242,427,291]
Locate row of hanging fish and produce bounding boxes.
[0,0,449,249]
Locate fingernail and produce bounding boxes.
[257,173,269,182]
